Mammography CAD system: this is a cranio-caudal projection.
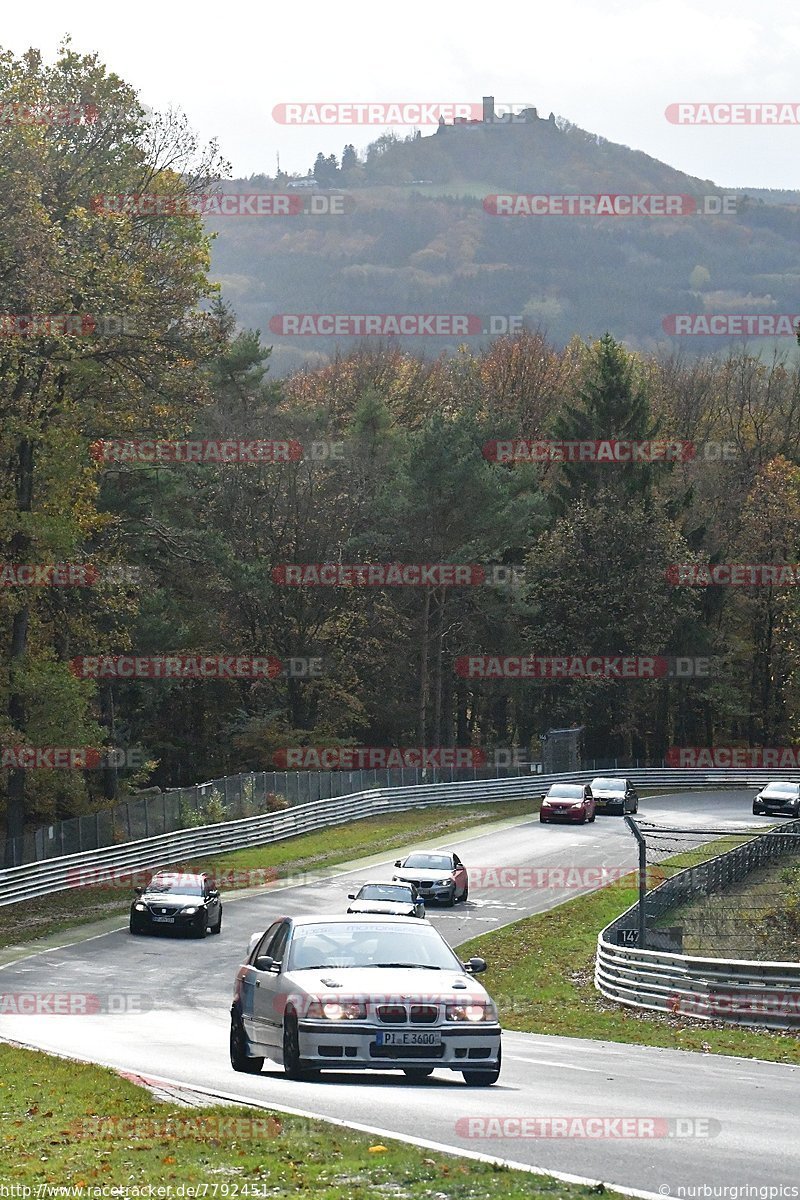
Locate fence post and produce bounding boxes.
[625,815,648,951]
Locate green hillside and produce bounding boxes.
[206,117,800,375]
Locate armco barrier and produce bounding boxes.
[0,767,782,907]
[595,818,800,1029]
[11,759,796,868]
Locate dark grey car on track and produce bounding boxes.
[752,781,800,817]
[590,776,639,815]
[130,870,222,937]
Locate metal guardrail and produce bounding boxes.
[6,764,531,867]
[0,774,540,907]
[595,819,800,1029]
[0,765,779,908]
[10,757,797,868]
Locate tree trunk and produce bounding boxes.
[432,588,446,745]
[100,683,118,803]
[417,589,431,743]
[5,437,34,866]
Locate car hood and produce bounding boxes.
[139,892,203,906]
[543,796,583,804]
[348,900,417,915]
[284,965,489,1002]
[759,788,797,800]
[593,790,624,798]
[393,869,452,882]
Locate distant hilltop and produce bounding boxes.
[438,95,558,130]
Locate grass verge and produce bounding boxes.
[458,855,800,1065]
[1,1042,625,1196]
[0,799,531,950]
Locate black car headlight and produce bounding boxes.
[182,906,198,915]
[133,902,146,912]
[445,1001,498,1023]
[306,999,368,1020]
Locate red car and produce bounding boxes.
[392,849,469,906]
[539,783,596,824]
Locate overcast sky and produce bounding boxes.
[6,0,800,189]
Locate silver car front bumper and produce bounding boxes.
[297,1020,501,1069]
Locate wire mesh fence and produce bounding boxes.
[629,819,800,960]
[1,762,533,867]
[2,755,662,868]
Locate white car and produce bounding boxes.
[347,881,425,918]
[230,914,501,1085]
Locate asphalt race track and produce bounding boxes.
[2,790,797,1197]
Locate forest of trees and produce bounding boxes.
[3,46,800,853]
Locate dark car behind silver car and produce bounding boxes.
[130,870,222,937]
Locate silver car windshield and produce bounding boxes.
[287,923,460,971]
[358,885,414,902]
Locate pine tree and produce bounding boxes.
[548,334,663,513]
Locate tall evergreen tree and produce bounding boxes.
[548,334,664,513]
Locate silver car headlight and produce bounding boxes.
[437,878,452,885]
[446,1000,498,1023]
[133,902,146,911]
[306,999,368,1020]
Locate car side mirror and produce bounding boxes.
[462,956,487,974]
[255,955,278,973]
[208,889,219,900]
[395,860,403,867]
[134,885,144,896]
[347,892,356,900]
